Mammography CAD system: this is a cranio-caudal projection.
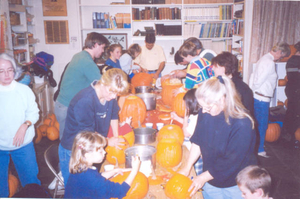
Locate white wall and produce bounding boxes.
[31,0,81,91]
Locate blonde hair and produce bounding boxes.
[127,43,141,59]
[271,42,290,57]
[97,68,130,95]
[69,131,107,174]
[236,165,271,197]
[178,41,198,58]
[195,76,254,128]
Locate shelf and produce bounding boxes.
[9,4,26,12]
[198,37,232,40]
[132,4,182,7]
[132,36,183,40]
[133,20,182,22]
[184,20,232,23]
[79,4,131,7]
[81,28,131,32]
[184,3,233,7]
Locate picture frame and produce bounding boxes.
[42,0,67,16]
[102,33,128,50]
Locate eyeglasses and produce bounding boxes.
[199,103,215,113]
[0,68,14,75]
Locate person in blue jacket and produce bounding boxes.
[59,68,130,184]
[65,131,141,199]
[105,44,122,69]
[179,76,257,199]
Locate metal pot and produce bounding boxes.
[135,86,153,94]
[135,93,156,110]
[124,145,156,169]
[134,127,156,144]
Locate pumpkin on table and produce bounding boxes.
[172,92,186,118]
[164,173,193,199]
[110,171,149,199]
[161,80,182,106]
[156,138,182,168]
[105,139,129,165]
[130,73,153,94]
[157,124,184,145]
[265,123,281,142]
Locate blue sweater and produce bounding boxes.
[190,111,257,188]
[105,58,121,69]
[65,168,130,199]
[61,81,119,150]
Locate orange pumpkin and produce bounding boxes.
[165,173,193,199]
[172,92,186,118]
[110,171,149,199]
[8,174,19,197]
[123,131,135,147]
[105,140,129,164]
[157,124,184,145]
[131,72,153,89]
[46,126,59,141]
[161,78,182,88]
[35,128,43,144]
[47,113,57,123]
[53,121,59,131]
[285,99,288,108]
[43,118,53,126]
[278,79,287,86]
[39,124,48,137]
[295,128,300,142]
[161,83,182,106]
[119,95,147,128]
[265,123,281,142]
[156,138,182,168]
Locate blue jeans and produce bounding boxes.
[54,101,68,140]
[254,99,270,153]
[0,142,40,197]
[202,182,243,199]
[147,70,161,77]
[58,144,71,185]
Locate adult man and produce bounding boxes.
[134,32,166,79]
[55,32,109,139]
[249,42,290,157]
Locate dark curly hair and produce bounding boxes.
[211,51,238,76]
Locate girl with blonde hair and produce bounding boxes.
[179,76,257,199]
[65,131,140,198]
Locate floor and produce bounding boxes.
[9,134,300,198]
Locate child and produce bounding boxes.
[65,131,141,199]
[178,41,214,91]
[105,44,122,69]
[119,43,142,79]
[236,165,273,199]
[170,89,203,175]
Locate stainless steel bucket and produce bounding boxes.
[134,127,156,144]
[135,86,153,93]
[124,145,156,169]
[135,93,156,110]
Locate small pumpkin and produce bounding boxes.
[172,92,186,118]
[161,83,182,106]
[123,131,135,147]
[265,123,281,142]
[157,124,184,145]
[278,79,287,86]
[43,118,53,126]
[110,171,149,199]
[8,174,19,197]
[35,128,43,144]
[46,126,59,141]
[156,138,182,168]
[105,140,129,164]
[47,113,57,123]
[164,173,193,199]
[119,95,147,128]
[295,128,300,142]
[53,121,59,131]
[39,124,48,137]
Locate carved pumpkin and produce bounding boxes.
[119,95,147,128]
[157,124,184,145]
[39,124,48,137]
[8,174,19,197]
[46,126,59,141]
[110,171,149,199]
[156,138,182,168]
[165,173,193,199]
[278,79,287,86]
[161,78,182,88]
[105,140,129,164]
[295,128,300,142]
[123,131,135,147]
[35,128,43,144]
[265,123,281,142]
[172,92,186,118]
[131,73,153,94]
[161,83,182,106]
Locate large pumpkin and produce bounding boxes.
[105,140,129,164]
[46,126,59,141]
[8,174,19,197]
[119,95,147,128]
[110,171,149,199]
[165,173,193,199]
[265,123,281,142]
[295,128,300,142]
[156,138,182,168]
[157,124,184,145]
[131,73,153,93]
[161,83,182,106]
[38,124,48,137]
[172,92,186,118]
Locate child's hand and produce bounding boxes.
[125,117,132,125]
[108,137,126,149]
[131,156,141,173]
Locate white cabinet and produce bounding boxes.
[271,62,287,107]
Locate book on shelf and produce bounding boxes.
[92,12,130,29]
[132,7,181,20]
[132,0,166,4]
[184,21,232,38]
[184,5,232,21]
[154,24,181,36]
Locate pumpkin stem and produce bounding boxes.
[112,156,118,168]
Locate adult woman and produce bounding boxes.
[59,68,129,184]
[179,76,257,198]
[0,53,40,197]
[283,42,300,146]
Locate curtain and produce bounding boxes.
[250,0,300,63]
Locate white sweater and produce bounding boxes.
[0,80,39,150]
[249,53,277,102]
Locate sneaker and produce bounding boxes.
[258,151,270,158]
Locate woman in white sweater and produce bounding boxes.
[0,53,40,197]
